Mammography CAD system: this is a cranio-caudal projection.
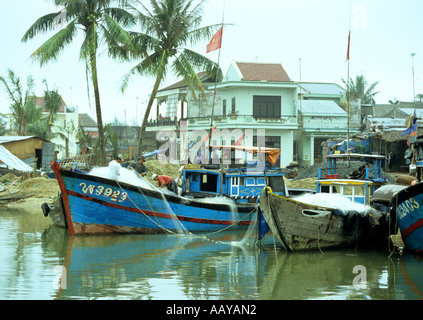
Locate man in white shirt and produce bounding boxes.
[108,154,123,180]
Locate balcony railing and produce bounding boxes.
[147,114,297,128]
[146,117,178,127]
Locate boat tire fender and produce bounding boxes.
[41,202,51,217]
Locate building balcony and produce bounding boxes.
[146,114,298,131]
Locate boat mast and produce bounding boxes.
[347,41,350,168]
[208,1,226,156]
[346,0,352,168]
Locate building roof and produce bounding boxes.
[399,108,423,118]
[32,96,67,113]
[158,71,219,92]
[0,135,49,144]
[300,100,347,116]
[235,62,291,82]
[78,113,97,127]
[299,82,345,96]
[366,117,407,129]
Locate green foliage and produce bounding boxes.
[0,69,40,135]
[342,74,380,105]
[21,0,136,164]
[119,0,223,153]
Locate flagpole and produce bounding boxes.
[208,0,225,160]
[346,0,352,168]
[347,37,350,168]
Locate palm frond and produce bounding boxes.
[103,7,136,27]
[100,13,135,61]
[31,18,78,66]
[120,51,165,92]
[172,52,204,98]
[22,11,67,42]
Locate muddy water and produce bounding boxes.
[0,206,422,301]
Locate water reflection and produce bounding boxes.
[43,227,263,300]
[40,226,423,300]
[1,208,423,300]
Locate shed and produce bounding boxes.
[0,136,56,171]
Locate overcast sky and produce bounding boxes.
[1,0,422,124]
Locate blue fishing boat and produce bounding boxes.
[392,182,423,253]
[46,145,285,235]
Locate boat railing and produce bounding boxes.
[315,179,379,205]
[318,153,385,180]
[58,154,95,172]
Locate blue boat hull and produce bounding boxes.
[52,162,256,235]
[394,183,423,253]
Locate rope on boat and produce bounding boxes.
[317,226,324,254]
[199,209,256,237]
[115,179,257,241]
[388,195,400,258]
[115,180,181,235]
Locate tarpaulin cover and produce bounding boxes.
[0,145,32,172]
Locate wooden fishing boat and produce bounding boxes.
[259,187,366,251]
[44,145,286,235]
[258,153,389,251]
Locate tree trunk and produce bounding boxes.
[88,27,106,165]
[92,61,106,165]
[137,73,164,155]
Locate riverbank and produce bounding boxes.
[0,162,414,218]
[0,173,60,212]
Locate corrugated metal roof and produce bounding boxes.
[399,108,423,118]
[0,136,42,144]
[300,100,347,115]
[367,117,406,127]
[300,83,345,95]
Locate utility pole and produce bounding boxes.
[411,52,416,101]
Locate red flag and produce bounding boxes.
[206,27,223,53]
[346,31,351,61]
[200,133,210,144]
[234,133,246,146]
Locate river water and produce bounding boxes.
[0,206,422,301]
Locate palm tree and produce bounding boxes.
[76,124,95,151]
[120,0,222,154]
[42,79,63,140]
[342,74,380,104]
[0,69,38,135]
[21,0,135,164]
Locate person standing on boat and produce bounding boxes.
[152,174,178,194]
[108,154,123,180]
[129,156,148,177]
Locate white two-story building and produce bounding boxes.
[152,61,349,168]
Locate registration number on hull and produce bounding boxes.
[397,197,420,220]
[79,183,128,202]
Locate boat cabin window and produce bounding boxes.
[201,174,218,192]
[319,183,366,204]
[268,176,285,194]
[186,172,219,193]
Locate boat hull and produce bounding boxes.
[51,162,255,235]
[393,183,423,253]
[259,187,362,251]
